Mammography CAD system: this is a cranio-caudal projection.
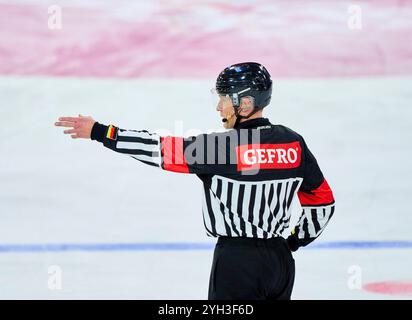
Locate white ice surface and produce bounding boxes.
[0,76,411,299]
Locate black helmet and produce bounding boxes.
[215,62,272,109]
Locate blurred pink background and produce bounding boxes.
[1,0,411,78]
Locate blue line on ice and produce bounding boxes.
[0,241,411,253]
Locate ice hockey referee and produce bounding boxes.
[55,62,335,300]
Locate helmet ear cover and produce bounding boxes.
[229,88,253,108]
[238,95,254,112]
[231,95,260,122]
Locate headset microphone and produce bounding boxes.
[222,113,235,123]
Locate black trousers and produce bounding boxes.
[208,236,295,300]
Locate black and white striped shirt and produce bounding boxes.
[202,175,303,238]
[91,118,335,251]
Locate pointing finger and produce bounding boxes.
[58,117,80,122]
[55,121,77,128]
[64,129,77,134]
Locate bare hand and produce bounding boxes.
[54,114,96,139]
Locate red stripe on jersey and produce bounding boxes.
[298,179,334,206]
[161,136,190,173]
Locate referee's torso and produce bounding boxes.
[195,117,313,239]
[92,116,335,248]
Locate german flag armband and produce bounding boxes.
[106,125,118,140]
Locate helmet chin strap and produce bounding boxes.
[233,106,260,128]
